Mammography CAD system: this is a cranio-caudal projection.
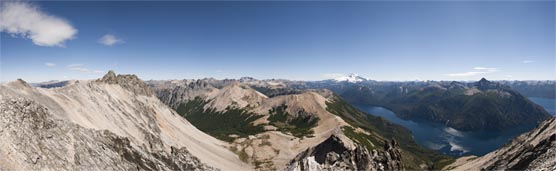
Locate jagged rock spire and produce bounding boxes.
[96,70,154,96]
[100,70,117,83]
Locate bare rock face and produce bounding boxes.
[448,117,556,171]
[287,135,404,171]
[0,96,216,171]
[97,70,155,96]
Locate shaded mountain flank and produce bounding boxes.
[290,78,551,131]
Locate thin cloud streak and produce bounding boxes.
[67,64,103,74]
[446,67,499,77]
[45,62,56,67]
[321,73,345,79]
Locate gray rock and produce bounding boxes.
[97,70,155,97]
[287,135,404,171]
[0,97,216,171]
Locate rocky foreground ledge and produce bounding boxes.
[0,96,215,171]
[446,117,556,171]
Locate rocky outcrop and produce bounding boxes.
[287,135,404,171]
[0,96,215,171]
[0,73,250,170]
[97,70,154,96]
[447,117,556,171]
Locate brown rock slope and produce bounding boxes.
[0,71,250,170]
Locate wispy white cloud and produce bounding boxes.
[321,73,345,79]
[446,67,499,77]
[69,67,89,73]
[98,34,123,46]
[44,62,56,67]
[522,60,533,64]
[67,64,84,68]
[67,64,103,74]
[472,67,498,71]
[0,2,77,47]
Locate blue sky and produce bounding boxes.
[1,1,554,82]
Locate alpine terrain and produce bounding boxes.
[1,1,554,170]
[149,78,454,170]
[0,71,250,170]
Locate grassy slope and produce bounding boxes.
[267,104,319,138]
[176,96,265,142]
[326,95,455,170]
[175,97,320,142]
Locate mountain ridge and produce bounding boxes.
[0,71,250,170]
[151,77,453,170]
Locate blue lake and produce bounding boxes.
[528,97,556,115]
[354,98,555,157]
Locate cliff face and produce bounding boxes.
[447,117,556,171]
[287,135,404,171]
[0,97,215,171]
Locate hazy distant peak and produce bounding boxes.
[7,78,32,88]
[333,73,368,83]
[475,77,510,91]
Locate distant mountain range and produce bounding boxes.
[499,80,556,99]
[7,73,553,170]
[149,78,451,170]
[283,77,552,131]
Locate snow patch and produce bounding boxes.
[333,73,368,83]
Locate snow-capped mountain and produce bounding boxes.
[333,73,368,83]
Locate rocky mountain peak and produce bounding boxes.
[7,78,32,88]
[333,73,368,83]
[96,70,154,96]
[101,70,117,82]
[477,77,490,85]
[475,77,507,91]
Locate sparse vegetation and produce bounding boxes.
[268,104,319,138]
[176,96,265,142]
[341,126,378,151]
[238,148,249,163]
